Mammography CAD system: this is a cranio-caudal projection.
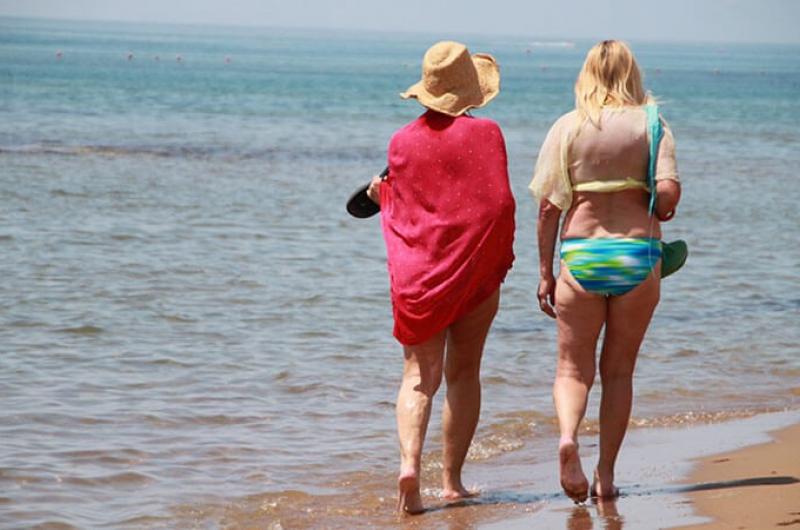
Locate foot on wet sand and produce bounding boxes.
[591,469,620,500]
[559,438,589,503]
[442,484,480,501]
[397,471,424,515]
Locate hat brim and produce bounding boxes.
[400,53,500,117]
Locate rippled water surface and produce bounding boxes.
[1,17,799,528]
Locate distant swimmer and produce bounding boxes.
[55,50,63,60]
[127,52,134,61]
[224,56,231,64]
[154,55,160,61]
[176,54,183,63]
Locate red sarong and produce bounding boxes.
[380,111,515,345]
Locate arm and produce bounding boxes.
[366,175,382,205]
[655,179,680,221]
[654,122,680,221]
[537,199,561,318]
[530,115,571,318]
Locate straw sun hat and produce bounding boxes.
[401,41,500,117]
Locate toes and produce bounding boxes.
[563,483,589,503]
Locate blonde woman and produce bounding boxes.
[531,40,680,502]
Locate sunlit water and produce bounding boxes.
[1,17,799,528]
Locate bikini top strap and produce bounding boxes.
[646,104,663,216]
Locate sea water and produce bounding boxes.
[1,17,798,528]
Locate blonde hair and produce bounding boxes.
[574,40,651,127]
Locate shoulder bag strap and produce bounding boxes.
[646,104,663,216]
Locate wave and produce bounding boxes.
[56,325,104,334]
[527,41,575,48]
[0,143,257,159]
[63,471,155,487]
[0,142,376,162]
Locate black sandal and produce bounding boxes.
[346,166,388,218]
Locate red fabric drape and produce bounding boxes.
[380,111,515,345]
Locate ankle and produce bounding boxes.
[559,435,579,449]
[399,463,419,480]
[594,466,614,482]
[442,470,462,489]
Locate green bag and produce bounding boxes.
[647,105,688,279]
[661,239,688,278]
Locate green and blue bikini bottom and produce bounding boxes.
[560,238,662,296]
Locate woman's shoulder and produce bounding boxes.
[455,114,501,136]
[389,115,426,145]
[541,110,578,135]
[539,110,577,140]
[553,110,578,128]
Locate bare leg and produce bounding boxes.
[396,330,446,515]
[554,265,606,502]
[441,288,500,500]
[595,264,660,498]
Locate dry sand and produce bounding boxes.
[675,423,800,530]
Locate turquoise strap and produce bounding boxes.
[646,104,663,216]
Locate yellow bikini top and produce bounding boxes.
[572,178,649,193]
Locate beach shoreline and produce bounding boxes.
[470,409,800,530]
[155,409,799,528]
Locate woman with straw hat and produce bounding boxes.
[530,40,681,502]
[366,41,515,514]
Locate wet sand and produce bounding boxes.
[173,410,800,528]
[674,423,800,530]
[476,410,800,530]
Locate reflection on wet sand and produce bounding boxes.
[566,498,624,530]
[394,491,628,530]
[567,499,625,530]
[419,470,800,530]
[394,490,549,530]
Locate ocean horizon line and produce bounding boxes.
[2,14,800,48]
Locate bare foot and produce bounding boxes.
[591,469,620,499]
[397,471,424,515]
[559,437,589,503]
[442,483,480,501]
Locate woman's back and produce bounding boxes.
[381,110,515,344]
[570,108,649,186]
[532,107,677,239]
[387,110,514,227]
